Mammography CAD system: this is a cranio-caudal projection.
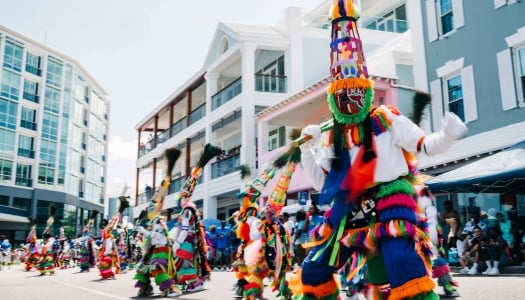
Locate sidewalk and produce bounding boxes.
[451,264,525,276]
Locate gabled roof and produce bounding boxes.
[202,22,288,66]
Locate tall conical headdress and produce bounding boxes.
[327,0,374,125]
[42,204,57,235]
[176,144,222,209]
[147,147,181,220]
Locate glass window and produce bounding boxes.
[23,79,39,103]
[42,112,59,141]
[0,158,13,182]
[44,86,61,114]
[0,195,8,206]
[20,107,37,131]
[15,163,32,187]
[13,197,30,211]
[25,52,42,76]
[440,0,454,35]
[0,128,15,154]
[18,135,35,158]
[46,57,63,88]
[447,75,465,121]
[1,69,21,100]
[3,39,23,72]
[0,98,18,130]
[40,139,57,168]
[518,46,525,101]
[38,164,55,185]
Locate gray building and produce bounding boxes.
[407,0,525,224]
[0,26,109,243]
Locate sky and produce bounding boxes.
[0,0,322,195]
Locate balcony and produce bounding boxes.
[211,153,240,179]
[171,118,186,137]
[20,120,37,131]
[25,65,42,76]
[17,148,35,159]
[15,177,32,187]
[169,176,185,194]
[212,110,242,132]
[255,74,287,93]
[363,16,408,34]
[212,77,242,110]
[22,92,39,103]
[189,103,206,126]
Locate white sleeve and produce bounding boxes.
[104,238,113,255]
[387,108,426,153]
[176,210,191,244]
[300,145,327,191]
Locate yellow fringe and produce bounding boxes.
[328,78,374,93]
[389,275,435,300]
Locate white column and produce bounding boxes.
[240,43,257,170]
[203,195,218,219]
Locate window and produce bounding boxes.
[46,57,63,88]
[20,107,37,131]
[0,98,18,130]
[431,59,477,130]
[18,135,35,158]
[268,126,286,151]
[0,158,13,182]
[0,128,15,154]
[446,75,464,121]
[15,164,32,187]
[44,86,61,114]
[42,112,59,141]
[518,46,525,102]
[0,195,8,206]
[39,139,57,169]
[25,52,42,76]
[1,69,21,100]
[497,27,525,110]
[38,164,55,185]
[426,0,464,42]
[13,197,30,210]
[439,0,454,35]
[3,39,23,72]
[23,79,39,103]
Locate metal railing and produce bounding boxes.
[211,153,240,179]
[255,74,287,93]
[211,77,242,110]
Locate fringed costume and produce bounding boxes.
[79,210,98,272]
[289,1,467,299]
[417,187,459,297]
[37,234,56,276]
[171,144,221,292]
[24,224,40,272]
[98,230,118,279]
[133,147,183,297]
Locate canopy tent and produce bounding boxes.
[426,140,525,194]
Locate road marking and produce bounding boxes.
[47,277,128,300]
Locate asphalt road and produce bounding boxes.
[1,264,524,299]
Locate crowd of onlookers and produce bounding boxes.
[439,201,525,275]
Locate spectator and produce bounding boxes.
[480,227,505,275]
[496,211,515,249]
[216,221,231,271]
[440,200,461,250]
[206,225,218,270]
[294,210,308,266]
[144,184,152,199]
[459,226,484,275]
[457,211,487,257]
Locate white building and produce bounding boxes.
[0,26,109,242]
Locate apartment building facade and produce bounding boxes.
[0,26,109,242]
[407,0,525,220]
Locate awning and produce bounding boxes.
[0,213,30,223]
[426,140,525,194]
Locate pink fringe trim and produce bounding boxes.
[432,264,450,278]
[376,194,416,212]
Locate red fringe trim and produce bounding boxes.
[432,264,450,278]
[376,193,417,212]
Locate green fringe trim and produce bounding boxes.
[327,88,374,125]
[376,178,414,198]
[407,291,440,300]
[152,251,169,260]
[133,272,149,282]
[154,273,170,285]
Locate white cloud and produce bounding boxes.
[108,135,137,162]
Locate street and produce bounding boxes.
[1,264,524,300]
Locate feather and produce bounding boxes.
[272,128,306,168]
[165,148,181,177]
[118,196,130,214]
[90,210,99,220]
[48,204,58,217]
[410,91,431,126]
[239,164,251,180]
[197,143,223,168]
